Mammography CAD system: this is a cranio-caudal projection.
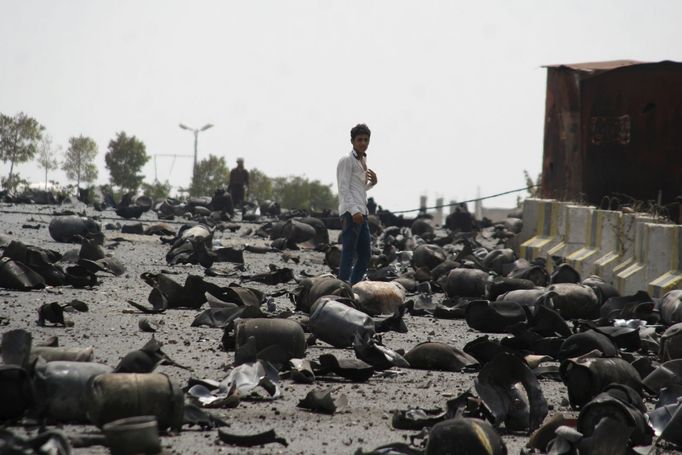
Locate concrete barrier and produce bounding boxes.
[566,209,622,279]
[614,223,675,295]
[519,199,568,260]
[546,205,594,266]
[514,198,682,293]
[606,214,655,282]
[515,199,540,249]
[518,199,562,261]
[648,224,682,297]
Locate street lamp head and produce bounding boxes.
[200,123,214,131]
[179,123,191,131]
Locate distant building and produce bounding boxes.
[541,60,682,206]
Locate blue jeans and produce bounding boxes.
[338,212,371,284]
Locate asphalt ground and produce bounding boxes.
[0,202,628,454]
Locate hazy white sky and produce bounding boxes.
[1,1,679,212]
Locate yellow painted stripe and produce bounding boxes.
[650,271,682,287]
[613,257,634,275]
[547,241,566,257]
[619,263,644,279]
[649,272,682,297]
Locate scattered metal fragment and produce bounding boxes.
[217,428,288,448]
[37,300,88,327]
[353,332,409,370]
[475,352,548,431]
[138,318,158,333]
[297,387,348,414]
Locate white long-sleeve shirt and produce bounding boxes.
[337,150,375,215]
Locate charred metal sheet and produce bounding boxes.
[541,60,682,208]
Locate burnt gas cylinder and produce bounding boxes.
[440,268,489,298]
[103,416,161,455]
[31,346,94,363]
[234,318,306,361]
[49,215,101,243]
[34,361,112,422]
[560,357,642,408]
[660,322,682,361]
[546,283,600,319]
[87,373,184,431]
[577,385,652,446]
[308,297,375,348]
[464,299,527,333]
[0,365,34,420]
[426,417,507,455]
[352,281,406,316]
[660,289,682,325]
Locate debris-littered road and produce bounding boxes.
[0,203,616,454]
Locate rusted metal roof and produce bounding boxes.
[542,60,646,73]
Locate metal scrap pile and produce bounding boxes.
[1,200,682,455]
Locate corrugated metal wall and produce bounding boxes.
[541,61,682,210]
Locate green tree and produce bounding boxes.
[248,168,273,202]
[37,134,61,190]
[271,175,337,210]
[141,180,172,200]
[63,135,98,190]
[0,112,44,192]
[190,154,230,196]
[308,179,337,210]
[105,132,150,192]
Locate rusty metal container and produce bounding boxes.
[87,373,183,431]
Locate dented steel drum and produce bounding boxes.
[308,297,375,348]
[234,318,306,361]
[87,373,184,431]
[352,281,406,316]
[49,216,101,243]
[34,361,112,422]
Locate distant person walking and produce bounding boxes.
[228,158,249,208]
[336,123,378,284]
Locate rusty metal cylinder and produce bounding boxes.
[31,346,94,363]
[34,361,112,422]
[234,318,306,361]
[87,373,184,431]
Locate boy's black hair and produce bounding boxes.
[350,123,371,140]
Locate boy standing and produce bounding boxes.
[336,124,378,284]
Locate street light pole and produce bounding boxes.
[179,122,214,187]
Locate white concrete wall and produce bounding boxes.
[515,199,681,294]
